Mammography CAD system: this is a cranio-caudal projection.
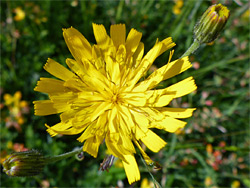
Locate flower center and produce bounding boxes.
[111,93,119,104]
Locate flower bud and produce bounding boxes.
[194,4,230,44]
[2,150,46,177]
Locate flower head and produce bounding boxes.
[34,23,196,184]
[3,91,29,131]
[3,150,45,176]
[13,7,26,21]
[173,0,184,15]
[194,4,230,43]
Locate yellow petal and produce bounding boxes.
[64,78,87,92]
[60,109,78,122]
[89,112,108,136]
[105,136,127,162]
[126,42,162,90]
[49,91,76,102]
[45,121,87,136]
[119,106,136,132]
[106,56,121,85]
[46,121,72,132]
[44,58,75,81]
[63,27,92,61]
[90,102,112,122]
[147,91,176,107]
[33,100,68,116]
[124,90,175,107]
[157,37,176,57]
[149,116,186,133]
[77,122,96,142]
[65,58,85,76]
[116,44,126,63]
[45,124,58,137]
[141,107,165,121]
[34,77,68,94]
[110,24,126,47]
[165,76,197,98]
[78,92,105,103]
[83,136,104,158]
[156,107,196,118]
[125,28,142,54]
[133,139,154,165]
[162,56,192,80]
[92,23,113,49]
[92,45,105,70]
[133,42,144,65]
[119,134,136,153]
[141,130,166,152]
[133,56,192,91]
[131,109,149,139]
[131,109,149,129]
[78,62,112,94]
[134,126,147,140]
[122,155,140,184]
[118,110,133,136]
[122,92,148,106]
[72,114,92,129]
[107,106,119,133]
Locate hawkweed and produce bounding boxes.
[33,23,196,184]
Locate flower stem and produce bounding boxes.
[44,147,83,164]
[181,39,200,58]
[139,153,162,188]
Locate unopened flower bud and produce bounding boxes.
[3,150,46,177]
[194,4,230,44]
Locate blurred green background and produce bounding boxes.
[0,0,249,187]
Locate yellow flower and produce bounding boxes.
[13,7,26,21]
[4,91,22,107]
[141,178,154,188]
[34,23,197,184]
[231,180,240,188]
[205,176,213,187]
[173,0,183,15]
[206,143,213,154]
[7,141,13,149]
[241,9,249,22]
[3,91,29,127]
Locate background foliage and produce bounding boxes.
[0,0,249,187]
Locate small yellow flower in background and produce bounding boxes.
[173,0,184,15]
[13,7,26,21]
[34,23,197,184]
[7,141,13,150]
[241,9,249,22]
[231,180,240,188]
[205,176,213,187]
[206,143,213,154]
[141,178,155,188]
[3,91,29,131]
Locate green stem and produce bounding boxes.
[181,39,200,58]
[44,147,83,164]
[139,153,162,188]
